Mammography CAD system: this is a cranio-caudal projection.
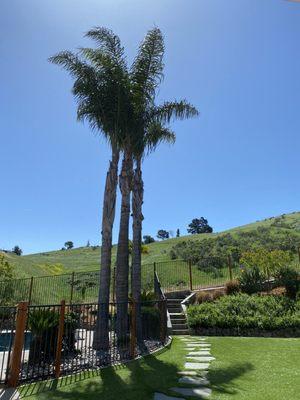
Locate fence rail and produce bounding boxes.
[0,258,240,306]
[0,299,168,386]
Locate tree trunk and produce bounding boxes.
[131,158,143,343]
[115,150,133,342]
[94,147,119,352]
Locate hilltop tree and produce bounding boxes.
[64,241,74,250]
[86,240,90,247]
[157,230,169,240]
[176,228,180,237]
[187,218,213,234]
[143,235,155,244]
[12,246,22,256]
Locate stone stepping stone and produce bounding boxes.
[188,351,211,356]
[186,356,215,362]
[177,370,208,377]
[154,393,184,400]
[184,362,210,370]
[178,376,210,385]
[171,387,212,398]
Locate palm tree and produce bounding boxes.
[49,28,132,350]
[129,29,199,341]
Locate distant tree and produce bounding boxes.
[143,235,155,244]
[64,241,74,250]
[157,230,169,240]
[86,240,90,247]
[12,246,22,256]
[176,229,180,237]
[187,218,213,234]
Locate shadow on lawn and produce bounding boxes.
[209,362,254,396]
[19,344,254,399]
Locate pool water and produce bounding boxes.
[0,331,32,351]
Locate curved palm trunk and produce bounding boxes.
[116,150,133,341]
[131,158,143,343]
[94,147,119,351]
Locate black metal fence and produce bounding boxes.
[0,259,238,306]
[0,306,17,384]
[0,299,168,385]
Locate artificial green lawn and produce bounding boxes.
[20,336,300,400]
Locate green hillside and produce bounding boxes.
[4,211,300,279]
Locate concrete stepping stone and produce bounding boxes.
[178,376,210,385]
[188,351,211,356]
[177,370,208,377]
[154,393,184,400]
[186,356,215,362]
[171,387,212,398]
[184,362,210,370]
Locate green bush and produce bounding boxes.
[238,266,265,294]
[187,294,300,331]
[274,266,300,300]
[141,306,160,339]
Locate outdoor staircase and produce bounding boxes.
[166,294,189,336]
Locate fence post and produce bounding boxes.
[130,300,137,359]
[298,247,300,264]
[70,272,75,303]
[227,255,233,281]
[188,260,193,291]
[7,301,28,387]
[28,277,34,305]
[55,300,66,379]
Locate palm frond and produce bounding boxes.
[150,100,199,124]
[85,27,126,68]
[131,27,165,103]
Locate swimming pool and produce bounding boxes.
[0,331,32,351]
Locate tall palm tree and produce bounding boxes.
[130,29,199,340]
[49,28,132,350]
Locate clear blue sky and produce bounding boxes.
[1,0,299,254]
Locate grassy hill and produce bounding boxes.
[4,211,300,279]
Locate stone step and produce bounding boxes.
[171,387,212,399]
[178,376,210,386]
[172,323,188,330]
[172,329,190,335]
[169,313,185,319]
[170,318,186,324]
[184,362,210,370]
[167,299,183,304]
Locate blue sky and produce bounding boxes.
[1,0,300,254]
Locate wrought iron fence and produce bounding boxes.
[0,258,240,306]
[0,299,168,386]
[0,306,17,384]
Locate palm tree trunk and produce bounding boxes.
[94,147,119,351]
[131,157,143,343]
[115,150,133,341]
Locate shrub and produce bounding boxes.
[225,280,240,295]
[141,306,160,339]
[187,293,300,331]
[238,266,265,294]
[274,266,300,300]
[196,289,224,304]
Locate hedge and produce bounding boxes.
[187,294,300,332]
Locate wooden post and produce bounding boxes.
[130,300,137,359]
[298,247,300,264]
[7,302,28,387]
[54,300,66,379]
[188,260,193,291]
[70,272,75,303]
[28,277,34,305]
[227,255,233,281]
